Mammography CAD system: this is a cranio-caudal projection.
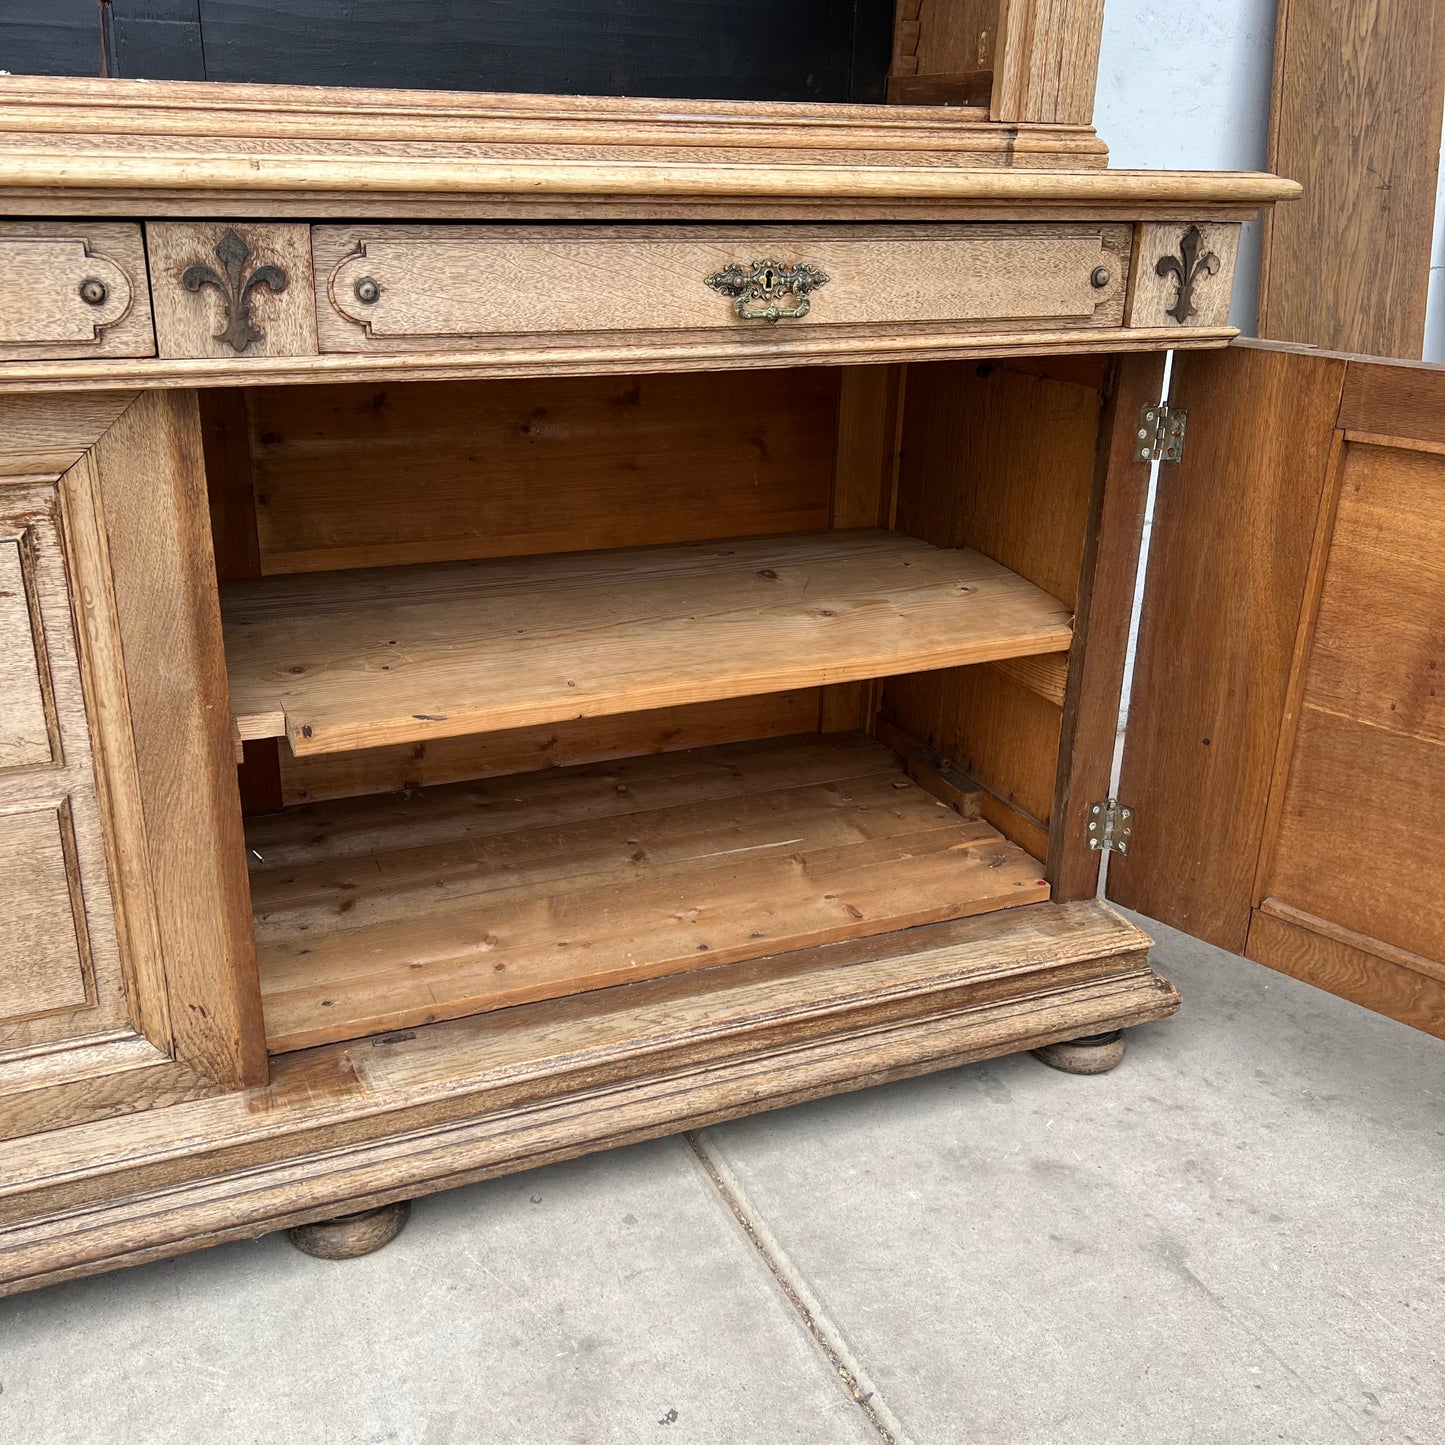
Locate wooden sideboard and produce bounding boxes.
[0,51,1433,1296]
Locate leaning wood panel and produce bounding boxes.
[1264,710,1444,968]
[246,370,839,574]
[1255,436,1445,977]
[248,733,1050,1052]
[88,391,268,1089]
[223,530,1074,756]
[1108,344,1346,952]
[1259,0,1445,356]
[314,224,1130,350]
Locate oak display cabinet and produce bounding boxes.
[2,4,1433,1295]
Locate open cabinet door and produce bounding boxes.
[1107,340,1445,1037]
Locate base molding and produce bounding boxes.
[0,901,1175,1296]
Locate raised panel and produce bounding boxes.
[0,223,154,361]
[314,224,1131,352]
[1258,437,1445,975]
[0,804,92,1022]
[1108,344,1347,952]
[0,481,131,1059]
[0,535,56,770]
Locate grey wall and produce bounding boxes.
[1096,0,1445,360]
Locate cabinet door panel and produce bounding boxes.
[1113,341,1445,1036]
[0,486,130,1056]
[0,804,92,1021]
[0,535,57,770]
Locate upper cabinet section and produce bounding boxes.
[6,1,1098,126]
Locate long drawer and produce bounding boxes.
[313,223,1131,351]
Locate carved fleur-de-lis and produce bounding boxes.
[1154,225,1221,324]
[181,228,288,354]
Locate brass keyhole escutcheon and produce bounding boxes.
[705,258,831,323]
[79,277,108,306]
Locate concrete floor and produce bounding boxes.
[2,914,1441,1445]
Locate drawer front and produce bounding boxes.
[0,222,154,360]
[315,224,1130,351]
[0,536,57,771]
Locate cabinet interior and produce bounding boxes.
[202,355,1109,1056]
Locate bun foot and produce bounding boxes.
[1032,1029,1126,1075]
[288,1200,411,1259]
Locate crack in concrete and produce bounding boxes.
[683,1130,911,1445]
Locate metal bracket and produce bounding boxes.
[1087,798,1134,854]
[1135,404,1186,464]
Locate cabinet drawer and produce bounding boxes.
[0,222,154,360]
[314,224,1130,351]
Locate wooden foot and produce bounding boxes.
[288,1200,411,1259]
[1031,1029,1126,1075]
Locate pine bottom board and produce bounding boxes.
[247,731,1051,1052]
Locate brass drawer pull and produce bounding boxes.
[706,258,830,323]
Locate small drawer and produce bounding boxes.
[0,222,153,361]
[313,223,1131,352]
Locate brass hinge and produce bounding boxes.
[1087,798,1134,854]
[1135,404,1186,464]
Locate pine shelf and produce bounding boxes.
[246,732,1051,1053]
[222,528,1073,757]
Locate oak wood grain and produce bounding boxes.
[88,390,268,1088]
[992,0,1105,125]
[1248,906,1445,1040]
[0,533,56,770]
[0,805,92,1021]
[1127,222,1241,330]
[0,324,1242,397]
[1259,0,1445,356]
[1108,343,1346,952]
